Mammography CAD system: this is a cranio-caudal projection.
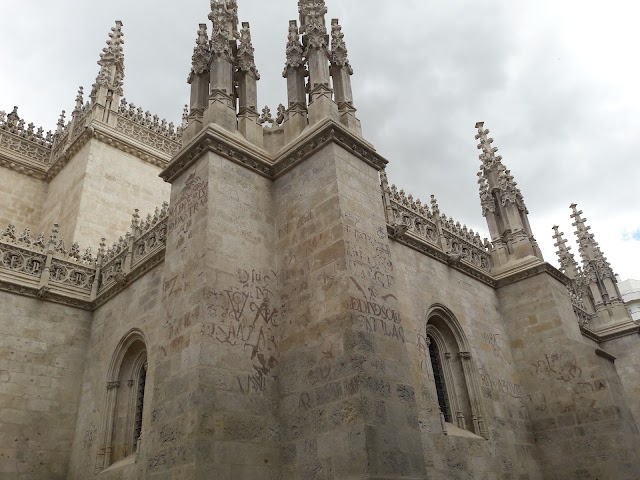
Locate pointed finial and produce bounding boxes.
[330,19,353,74]
[259,106,274,126]
[283,20,304,77]
[56,111,66,132]
[474,122,503,170]
[181,105,189,128]
[7,106,19,126]
[276,104,286,125]
[75,87,85,111]
[299,0,329,51]
[237,22,260,79]
[552,225,579,277]
[430,195,440,216]
[189,24,210,82]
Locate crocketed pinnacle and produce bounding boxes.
[209,0,238,61]
[330,19,352,74]
[93,21,125,97]
[552,225,579,278]
[283,20,304,76]
[475,122,527,212]
[299,0,329,51]
[189,24,210,81]
[475,121,503,172]
[99,21,125,68]
[570,204,614,278]
[237,22,260,78]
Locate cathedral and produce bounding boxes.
[1,1,639,479]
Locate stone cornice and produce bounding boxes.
[271,119,387,178]
[1,121,172,182]
[161,123,272,182]
[160,119,387,183]
[0,147,49,180]
[494,261,570,289]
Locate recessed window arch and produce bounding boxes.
[425,304,488,438]
[95,329,149,471]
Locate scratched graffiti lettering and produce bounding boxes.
[478,367,523,399]
[167,173,208,235]
[528,352,582,383]
[482,332,511,364]
[199,268,282,394]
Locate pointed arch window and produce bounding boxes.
[427,334,451,423]
[425,305,489,438]
[95,330,149,472]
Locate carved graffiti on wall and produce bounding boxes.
[200,268,283,394]
[478,367,523,399]
[167,173,208,238]
[482,331,511,364]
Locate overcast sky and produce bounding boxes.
[0,0,638,279]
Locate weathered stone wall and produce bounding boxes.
[0,292,92,480]
[498,273,640,480]
[38,144,91,246]
[391,242,543,479]
[602,334,640,428]
[40,141,170,250]
[69,142,170,248]
[0,166,47,232]
[274,144,428,478]
[145,148,279,479]
[67,266,164,480]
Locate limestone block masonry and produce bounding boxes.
[1,1,640,479]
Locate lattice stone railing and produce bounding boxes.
[383,179,492,273]
[0,203,169,306]
[0,224,97,297]
[568,288,593,328]
[114,100,182,156]
[98,203,169,296]
[0,109,53,164]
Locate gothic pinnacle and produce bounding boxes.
[283,20,304,77]
[330,19,352,74]
[552,225,579,278]
[237,22,260,79]
[475,121,503,170]
[189,24,210,82]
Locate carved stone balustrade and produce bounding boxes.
[383,181,492,276]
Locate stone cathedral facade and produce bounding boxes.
[1,1,639,479]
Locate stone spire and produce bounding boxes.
[283,19,308,141]
[204,0,240,130]
[569,203,631,329]
[552,225,580,280]
[330,19,361,135]
[475,122,543,274]
[570,204,614,279]
[236,22,263,146]
[187,24,211,121]
[90,21,125,120]
[298,0,339,125]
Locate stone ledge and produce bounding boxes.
[160,119,388,183]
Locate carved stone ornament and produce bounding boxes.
[299,0,329,51]
[189,24,211,81]
[209,0,237,62]
[237,22,260,78]
[330,19,353,74]
[283,21,305,75]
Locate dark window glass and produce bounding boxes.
[133,363,147,450]
[428,335,451,422]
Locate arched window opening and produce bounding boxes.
[428,334,451,423]
[133,361,147,451]
[425,305,489,439]
[95,330,149,472]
